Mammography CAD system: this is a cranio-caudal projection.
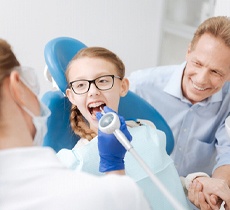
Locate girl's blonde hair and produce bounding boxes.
[65,47,125,140]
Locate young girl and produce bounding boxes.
[57,47,190,210]
[0,39,153,210]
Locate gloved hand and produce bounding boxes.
[96,106,132,173]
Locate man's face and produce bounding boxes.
[182,33,230,104]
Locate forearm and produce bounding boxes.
[212,165,230,187]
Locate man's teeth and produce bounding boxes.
[193,83,206,91]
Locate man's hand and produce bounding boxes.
[188,177,228,210]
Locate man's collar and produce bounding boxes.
[164,62,223,105]
[164,62,186,99]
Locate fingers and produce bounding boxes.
[96,112,103,121]
[96,106,117,120]
[210,194,223,209]
[188,179,203,208]
[188,180,219,209]
[210,194,217,205]
[96,106,111,121]
[103,106,116,113]
[199,192,212,210]
[190,177,230,210]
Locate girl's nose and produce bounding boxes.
[88,82,100,96]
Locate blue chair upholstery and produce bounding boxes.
[44,37,87,93]
[118,91,174,155]
[42,91,78,152]
[42,37,174,154]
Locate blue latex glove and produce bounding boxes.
[96,106,132,172]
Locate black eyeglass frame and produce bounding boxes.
[69,74,122,95]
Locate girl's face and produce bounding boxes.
[66,57,129,133]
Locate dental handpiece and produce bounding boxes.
[98,111,186,210]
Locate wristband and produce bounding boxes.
[185,172,210,190]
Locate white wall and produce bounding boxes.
[0,0,163,96]
[214,0,230,16]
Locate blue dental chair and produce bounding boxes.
[41,37,174,155]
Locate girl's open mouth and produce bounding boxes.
[88,102,106,116]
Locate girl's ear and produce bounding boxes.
[120,78,129,97]
[66,88,76,105]
[9,71,26,106]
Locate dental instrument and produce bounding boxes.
[99,111,187,210]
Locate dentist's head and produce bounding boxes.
[0,39,50,149]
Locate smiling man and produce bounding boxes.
[129,16,230,209]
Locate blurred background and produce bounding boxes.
[0,0,229,96]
